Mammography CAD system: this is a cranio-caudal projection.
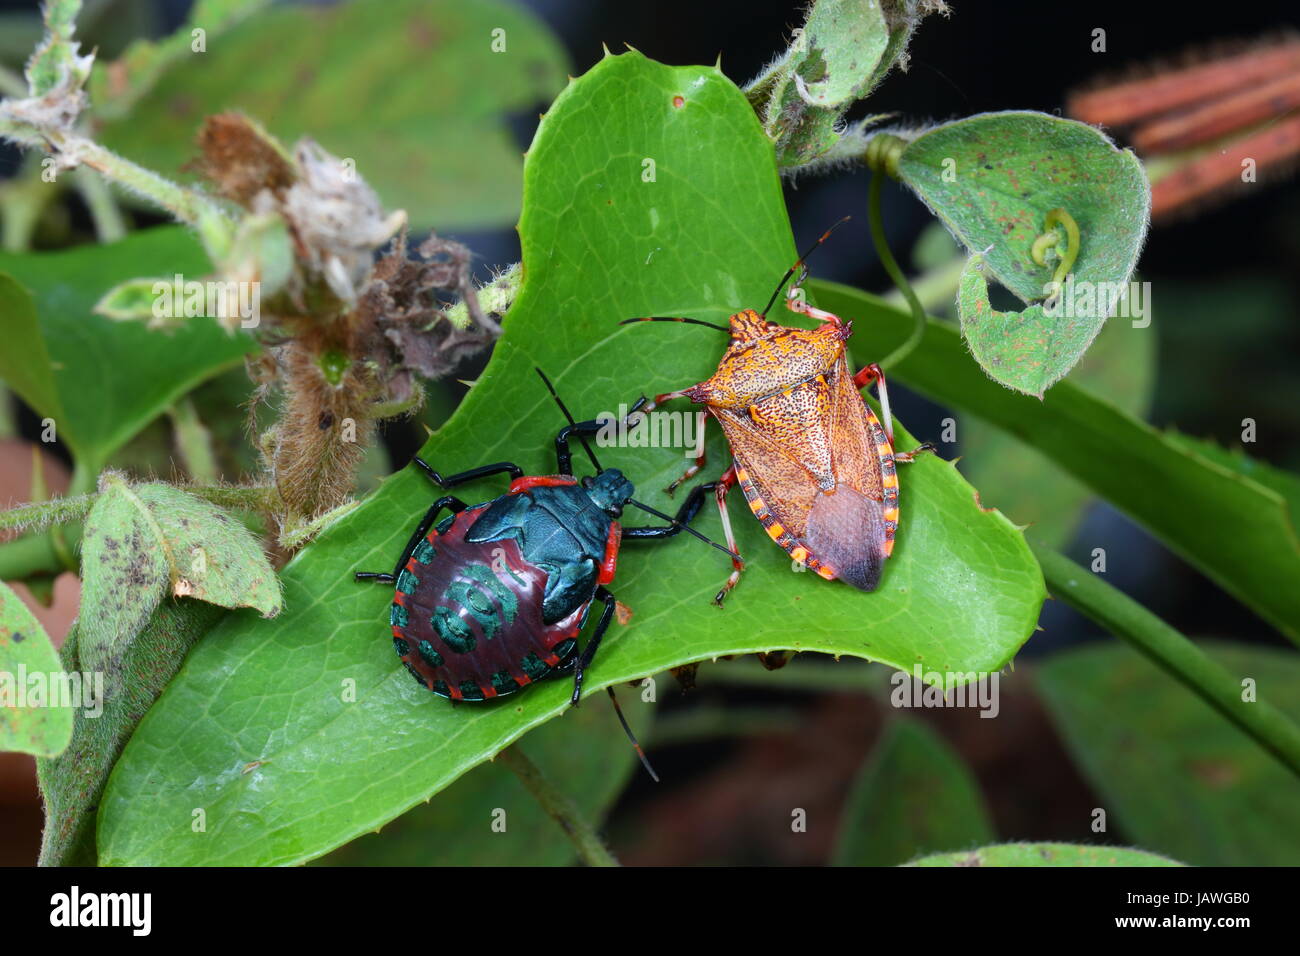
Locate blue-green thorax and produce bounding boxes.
[582,468,635,517]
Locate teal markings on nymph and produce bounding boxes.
[395,569,419,595]
[390,602,409,627]
[412,539,437,564]
[432,606,476,653]
[520,651,550,680]
[417,639,445,668]
[437,562,520,645]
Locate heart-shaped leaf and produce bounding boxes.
[96,0,568,231]
[98,51,1042,867]
[0,228,254,471]
[0,580,72,757]
[895,111,1149,394]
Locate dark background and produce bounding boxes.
[1,0,1297,865]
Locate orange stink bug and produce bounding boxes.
[622,219,934,604]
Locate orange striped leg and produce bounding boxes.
[666,450,706,497]
[853,362,894,446]
[647,393,708,496]
[711,466,744,606]
[893,442,936,464]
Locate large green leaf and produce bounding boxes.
[833,719,994,866]
[811,280,1300,645]
[317,695,645,866]
[38,600,226,866]
[908,843,1183,867]
[97,51,1042,867]
[0,228,254,470]
[0,275,64,429]
[1037,641,1300,866]
[0,580,72,757]
[97,0,567,231]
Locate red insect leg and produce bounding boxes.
[597,522,622,585]
[853,361,894,446]
[509,475,579,494]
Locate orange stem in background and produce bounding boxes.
[1068,39,1300,127]
[1133,71,1300,153]
[1151,113,1300,220]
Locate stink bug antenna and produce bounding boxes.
[608,686,659,782]
[618,316,729,332]
[760,216,852,317]
[627,497,737,559]
[535,367,603,473]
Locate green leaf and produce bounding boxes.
[1164,431,1300,522]
[0,273,65,428]
[0,228,255,469]
[97,0,568,231]
[899,112,1149,305]
[78,476,280,672]
[38,599,225,866]
[833,719,994,866]
[962,300,1157,548]
[98,51,1042,867]
[810,280,1300,646]
[0,580,72,757]
[24,0,90,97]
[897,112,1149,394]
[1037,641,1300,866]
[316,695,646,866]
[908,843,1183,867]
[88,0,270,118]
[91,277,165,322]
[750,0,941,167]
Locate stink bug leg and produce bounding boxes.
[354,492,467,583]
[709,467,745,605]
[665,450,706,498]
[852,362,895,446]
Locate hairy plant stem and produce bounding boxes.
[71,167,127,242]
[0,119,232,258]
[1035,544,1300,782]
[495,743,620,867]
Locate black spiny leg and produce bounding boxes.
[554,397,648,475]
[354,495,467,583]
[569,587,616,707]
[622,481,711,540]
[412,456,523,488]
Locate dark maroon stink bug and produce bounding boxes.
[354,369,737,778]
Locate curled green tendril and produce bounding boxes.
[1033,207,1080,297]
[864,133,907,181]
